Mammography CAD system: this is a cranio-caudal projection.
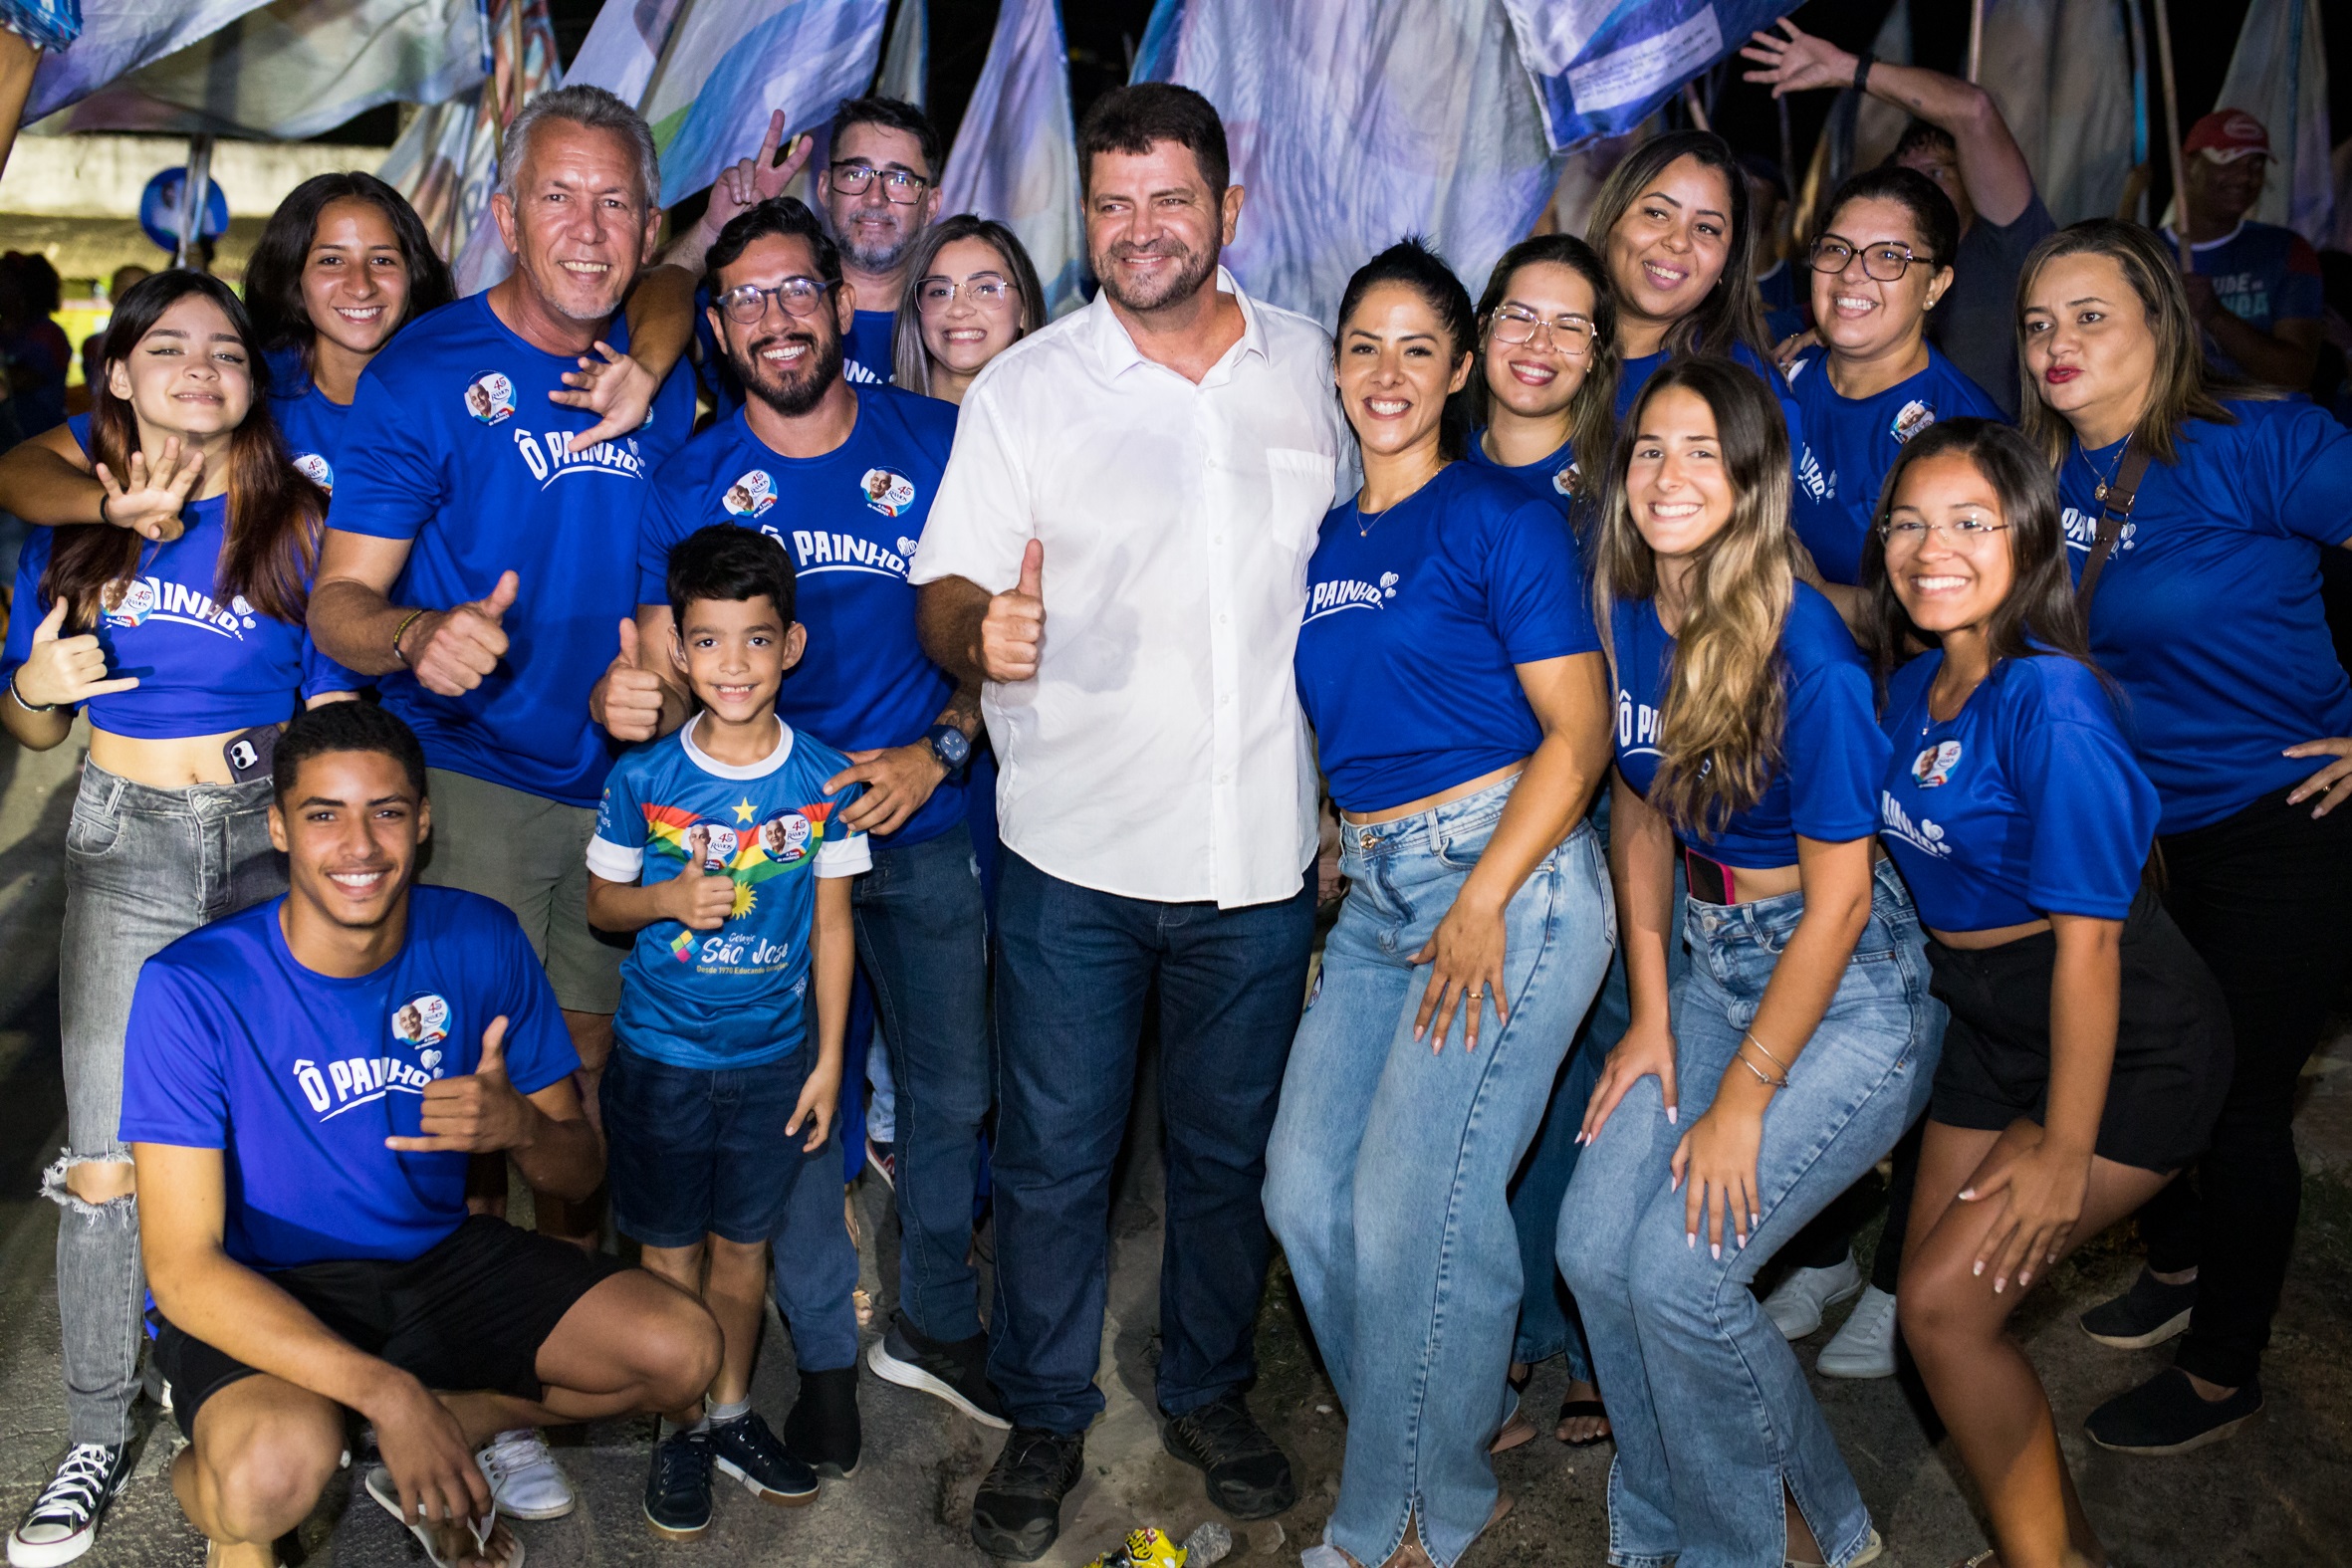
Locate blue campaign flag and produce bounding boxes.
[1501,0,1787,151]
[938,0,1083,316]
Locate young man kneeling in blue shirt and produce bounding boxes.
[587,525,868,1537]
[125,702,722,1568]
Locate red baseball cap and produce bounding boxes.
[2185,109,2270,161]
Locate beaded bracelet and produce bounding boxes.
[390,608,429,667]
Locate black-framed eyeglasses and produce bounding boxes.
[1879,517,2011,546]
[1489,307,1596,356]
[916,275,1020,314]
[1809,236,1933,282]
[827,161,931,203]
[716,277,829,325]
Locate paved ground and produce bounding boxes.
[2,725,2349,1565]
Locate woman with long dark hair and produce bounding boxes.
[1266,241,1615,1568]
[0,271,360,1566]
[2017,219,2352,1456]
[1864,417,2231,1568]
[890,213,1046,405]
[1555,356,1941,1568]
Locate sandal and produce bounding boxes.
[1555,1396,1612,1448]
[363,1465,523,1567]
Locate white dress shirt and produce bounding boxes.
[911,268,1344,908]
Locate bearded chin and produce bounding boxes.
[741,332,845,418]
[1098,242,1219,314]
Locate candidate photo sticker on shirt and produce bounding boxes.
[102,577,156,627]
[1912,740,1963,787]
[760,808,813,864]
[293,452,335,492]
[1552,463,1579,498]
[860,467,916,517]
[1892,399,1937,444]
[464,370,517,426]
[724,469,778,520]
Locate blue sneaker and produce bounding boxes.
[709,1411,818,1505]
[642,1429,712,1539]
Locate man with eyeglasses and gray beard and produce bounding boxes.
[817,96,945,386]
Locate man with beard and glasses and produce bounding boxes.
[308,88,698,1518]
[610,197,999,1449]
[818,97,944,386]
[911,83,1345,1561]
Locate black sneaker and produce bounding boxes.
[868,1313,1011,1429]
[969,1426,1085,1561]
[2084,1368,2264,1455]
[643,1428,715,1539]
[2080,1267,2199,1350]
[782,1366,862,1479]
[9,1443,131,1567]
[710,1410,818,1504]
[1160,1392,1295,1520]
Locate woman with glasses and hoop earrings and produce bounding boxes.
[891,215,1048,406]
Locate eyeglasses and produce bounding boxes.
[828,162,931,203]
[715,277,829,325]
[1809,237,1933,282]
[1489,307,1595,356]
[916,276,1020,314]
[1879,517,2011,547]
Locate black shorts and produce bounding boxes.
[1925,885,2234,1172]
[153,1215,626,1442]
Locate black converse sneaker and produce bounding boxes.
[8,1444,133,1567]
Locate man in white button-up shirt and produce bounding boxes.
[913,84,1342,1562]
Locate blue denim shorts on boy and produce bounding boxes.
[1266,779,1613,1568]
[1556,860,1944,1568]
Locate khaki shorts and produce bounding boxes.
[419,767,627,1015]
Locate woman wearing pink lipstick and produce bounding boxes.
[890,214,1047,405]
[2016,219,2352,1459]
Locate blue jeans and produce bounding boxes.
[1265,781,1613,1568]
[988,851,1316,1432]
[853,821,993,1343]
[1556,861,1942,1568]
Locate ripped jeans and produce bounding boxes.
[51,763,280,1446]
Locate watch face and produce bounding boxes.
[934,728,970,767]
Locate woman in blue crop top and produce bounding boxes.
[1265,243,1615,1568]
[1862,418,2231,1568]
[2019,219,2352,1456]
[1552,356,1942,1568]
[0,272,362,1546]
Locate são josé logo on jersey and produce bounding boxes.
[293,452,335,492]
[1911,740,1963,787]
[860,467,916,518]
[1892,399,1936,444]
[464,371,517,426]
[724,469,778,520]
[760,810,813,864]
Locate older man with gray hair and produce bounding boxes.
[308,83,698,1516]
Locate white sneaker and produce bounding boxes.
[1761,1252,1863,1340]
[477,1429,575,1520]
[1817,1284,1900,1380]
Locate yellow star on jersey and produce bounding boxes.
[733,796,756,823]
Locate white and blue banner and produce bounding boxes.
[938,0,1082,316]
[2213,0,2333,245]
[25,0,276,122]
[1500,0,1786,151]
[875,0,925,108]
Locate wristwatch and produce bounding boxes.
[926,723,972,778]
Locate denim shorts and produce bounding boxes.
[601,1042,817,1247]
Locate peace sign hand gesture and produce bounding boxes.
[93,437,203,542]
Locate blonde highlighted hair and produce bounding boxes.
[1590,356,1796,835]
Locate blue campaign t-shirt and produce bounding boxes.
[1784,344,2004,583]
[1295,463,1599,814]
[638,386,964,845]
[1877,650,2158,931]
[1757,259,1806,344]
[1618,340,1803,462]
[265,345,353,496]
[328,293,695,807]
[843,309,896,387]
[1463,429,1581,515]
[1612,581,1885,867]
[2171,221,2325,382]
[116,887,579,1271]
[588,716,871,1070]
[2059,398,2352,832]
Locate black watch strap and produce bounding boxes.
[1852,51,1875,94]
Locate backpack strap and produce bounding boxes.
[2076,441,2155,614]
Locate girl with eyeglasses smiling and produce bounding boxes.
[889,215,1047,405]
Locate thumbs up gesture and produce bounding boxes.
[12,599,139,711]
[660,825,738,932]
[385,1016,533,1154]
[405,570,518,698]
[980,538,1046,682]
[593,617,669,742]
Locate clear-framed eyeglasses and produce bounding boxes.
[1810,237,1932,282]
[1489,307,1595,356]
[827,162,931,203]
[916,275,1020,314]
[1879,516,2012,547]
[716,277,829,326]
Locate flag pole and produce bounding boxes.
[1967,0,1984,83]
[2150,0,2193,269]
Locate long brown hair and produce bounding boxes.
[1472,234,1619,498]
[46,272,323,628]
[2014,219,2270,467]
[1591,355,1795,835]
[1584,130,1768,363]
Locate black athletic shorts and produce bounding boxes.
[1924,884,2234,1172]
[153,1214,626,1441]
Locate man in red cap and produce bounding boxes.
[2165,108,2322,390]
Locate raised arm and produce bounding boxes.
[0,423,200,540]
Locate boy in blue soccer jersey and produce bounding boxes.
[586,525,868,1539]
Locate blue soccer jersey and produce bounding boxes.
[588,716,871,1070]
[117,887,580,1271]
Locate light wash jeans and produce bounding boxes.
[1267,778,1613,1568]
[52,762,281,1446]
[1556,860,1942,1568]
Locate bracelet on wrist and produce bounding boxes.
[1735,1046,1789,1091]
[390,608,428,668]
[9,672,56,714]
[1851,50,1876,94]
[96,492,113,529]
